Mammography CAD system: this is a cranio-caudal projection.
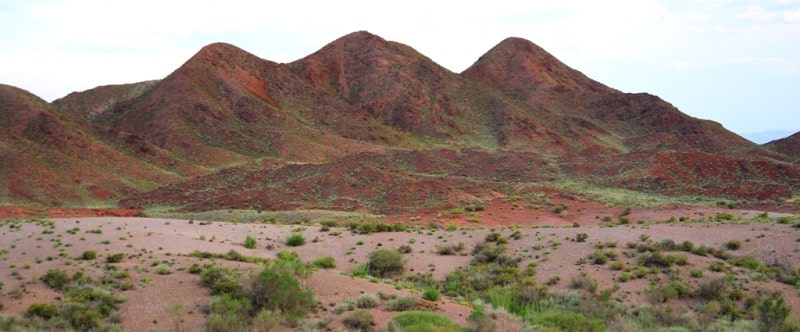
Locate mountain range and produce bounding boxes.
[2,31,798,213]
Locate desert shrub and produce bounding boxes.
[530,310,605,332]
[244,235,257,249]
[351,264,369,277]
[342,309,374,330]
[725,240,741,250]
[248,264,314,324]
[357,293,380,309]
[690,269,703,278]
[423,286,441,302]
[618,273,632,282]
[485,232,508,244]
[312,256,336,269]
[397,245,413,254]
[200,266,242,296]
[252,309,283,332]
[80,250,97,260]
[678,240,694,252]
[716,213,735,221]
[387,296,418,311]
[571,273,597,294]
[638,251,688,268]
[105,253,124,263]
[26,302,58,319]
[42,268,70,291]
[206,294,251,332]
[348,220,408,234]
[709,261,727,272]
[696,278,729,301]
[592,250,608,265]
[60,285,125,330]
[319,219,339,228]
[367,249,405,278]
[390,311,463,332]
[188,263,202,274]
[436,242,465,255]
[286,233,305,247]
[155,266,171,275]
[472,241,519,266]
[691,244,711,256]
[649,281,692,303]
[729,255,761,270]
[756,291,790,332]
[576,233,588,242]
[333,299,356,314]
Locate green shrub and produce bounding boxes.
[716,213,735,221]
[286,233,306,247]
[368,249,405,278]
[485,232,508,244]
[696,278,729,301]
[312,256,336,269]
[436,242,465,255]
[387,296,418,311]
[342,309,374,330]
[758,291,790,331]
[357,293,379,309]
[576,233,588,242]
[206,294,251,332]
[423,286,441,301]
[80,250,97,260]
[201,266,242,295]
[397,245,413,254]
[618,273,631,282]
[42,268,70,291]
[391,311,463,332]
[26,302,58,319]
[725,240,741,250]
[690,269,703,278]
[530,310,605,332]
[106,253,124,263]
[248,264,314,324]
[252,309,282,332]
[188,263,202,274]
[244,235,257,249]
[592,250,608,265]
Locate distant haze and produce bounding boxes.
[743,130,799,144]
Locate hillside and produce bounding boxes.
[2,31,799,210]
[0,84,180,205]
[766,132,800,161]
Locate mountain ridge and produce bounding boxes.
[2,31,798,211]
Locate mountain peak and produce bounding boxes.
[463,36,613,96]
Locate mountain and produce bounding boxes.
[2,31,799,211]
[765,132,800,161]
[0,84,179,205]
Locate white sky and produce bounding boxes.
[1,0,799,136]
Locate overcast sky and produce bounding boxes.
[1,0,798,139]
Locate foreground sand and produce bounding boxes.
[1,205,799,330]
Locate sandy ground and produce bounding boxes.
[1,201,799,331]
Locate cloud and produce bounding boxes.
[737,5,778,21]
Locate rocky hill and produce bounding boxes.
[2,31,798,211]
[766,132,800,162]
